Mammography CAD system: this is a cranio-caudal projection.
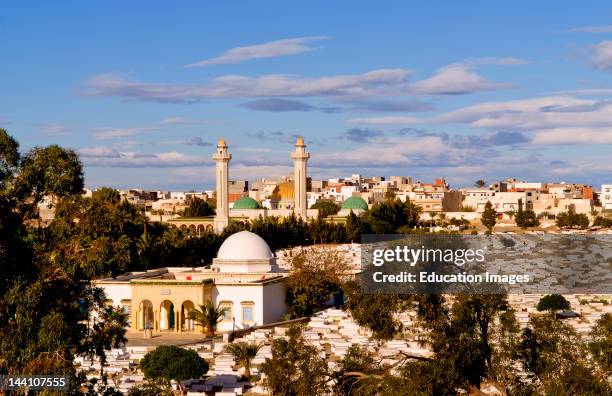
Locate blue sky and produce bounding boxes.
[1,1,612,190]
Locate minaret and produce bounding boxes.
[213,138,231,232]
[291,136,310,218]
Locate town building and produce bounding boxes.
[600,184,612,210]
[95,230,288,334]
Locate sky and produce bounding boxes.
[1,1,612,190]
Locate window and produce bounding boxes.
[219,301,233,321]
[120,299,131,315]
[241,302,254,323]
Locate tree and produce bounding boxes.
[588,313,611,372]
[285,248,348,318]
[0,130,126,392]
[518,314,610,395]
[128,381,174,396]
[480,201,497,234]
[310,200,340,217]
[344,211,363,243]
[475,180,487,188]
[536,294,571,313]
[333,345,382,395]
[343,281,407,341]
[150,208,165,222]
[362,199,413,234]
[16,144,84,206]
[556,210,589,229]
[260,325,329,395]
[593,216,612,228]
[140,345,208,382]
[182,197,214,217]
[225,341,262,379]
[92,187,121,204]
[514,209,539,228]
[188,301,225,337]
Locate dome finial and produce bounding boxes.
[218,138,227,147]
[296,136,305,146]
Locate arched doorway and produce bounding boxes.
[160,300,175,331]
[181,300,196,332]
[139,300,154,331]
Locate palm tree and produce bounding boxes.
[225,341,262,379]
[151,208,165,222]
[188,301,225,337]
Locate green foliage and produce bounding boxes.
[140,345,208,381]
[128,380,174,396]
[593,216,612,228]
[518,314,610,395]
[555,211,589,229]
[474,179,487,188]
[285,249,347,318]
[343,281,407,340]
[480,201,497,233]
[0,131,127,393]
[182,197,215,217]
[514,209,540,228]
[225,341,262,378]
[588,313,612,372]
[424,294,508,388]
[17,144,84,204]
[536,294,571,312]
[310,199,340,217]
[92,187,121,204]
[344,211,363,242]
[260,325,329,395]
[0,128,20,186]
[333,345,382,395]
[188,301,225,336]
[361,198,421,234]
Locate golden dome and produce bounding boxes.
[296,136,305,146]
[217,138,227,147]
[276,181,294,199]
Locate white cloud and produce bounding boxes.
[78,146,120,158]
[347,95,612,147]
[410,63,513,95]
[347,116,421,125]
[93,126,158,140]
[532,127,612,145]
[79,146,211,167]
[570,25,612,33]
[161,117,223,125]
[464,57,530,66]
[41,123,73,136]
[556,88,612,96]
[434,96,612,129]
[186,36,328,67]
[84,69,412,102]
[590,40,612,71]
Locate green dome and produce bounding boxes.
[341,196,368,211]
[233,196,261,210]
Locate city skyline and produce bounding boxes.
[2,2,612,190]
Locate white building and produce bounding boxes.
[602,184,612,210]
[95,231,288,334]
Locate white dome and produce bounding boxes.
[216,231,273,261]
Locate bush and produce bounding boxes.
[536,294,571,312]
[515,209,539,228]
[556,211,589,229]
[593,216,612,228]
[310,200,340,217]
[140,345,208,381]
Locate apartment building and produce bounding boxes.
[601,184,612,210]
